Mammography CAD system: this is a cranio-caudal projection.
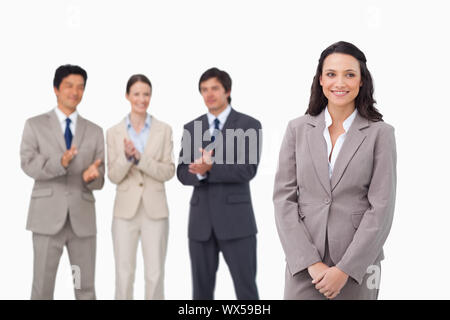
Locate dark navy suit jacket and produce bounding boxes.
[177,108,262,241]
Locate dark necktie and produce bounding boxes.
[211,118,220,142]
[64,118,73,149]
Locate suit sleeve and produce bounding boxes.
[177,125,205,187]
[336,125,397,285]
[273,121,322,276]
[206,120,262,184]
[85,127,105,191]
[20,119,67,180]
[136,126,175,182]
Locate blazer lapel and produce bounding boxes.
[72,114,87,150]
[220,108,237,161]
[330,112,369,191]
[47,110,67,152]
[222,108,238,131]
[306,110,332,197]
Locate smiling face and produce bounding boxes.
[54,74,85,114]
[320,53,362,111]
[199,77,230,116]
[126,81,151,115]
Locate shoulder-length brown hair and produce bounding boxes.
[306,41,383,122]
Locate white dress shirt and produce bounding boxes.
[323,106,357,178]
[54,107,78,136]
[197,104,232,180]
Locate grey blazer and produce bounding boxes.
[20,109,105,237]
[273,109,396,285]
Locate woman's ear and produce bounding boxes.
[319,75,323,86]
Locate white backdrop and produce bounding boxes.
[1,0,449,299]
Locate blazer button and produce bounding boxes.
[324,198,331,204]
[139,183,143,187]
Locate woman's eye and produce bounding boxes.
[326,72,335,77]
[347,73,355,78]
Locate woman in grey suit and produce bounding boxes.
[273,41,396,300]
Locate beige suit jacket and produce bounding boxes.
[106,116,175,220]
[20,109,105,237]
[273,109,396,285]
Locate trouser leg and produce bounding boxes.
[219,235,259,300]
[141,213,169,300]
[112,214,140,300]
[66,219,96,300]
[31,229,65,300]
[189,233,219,300]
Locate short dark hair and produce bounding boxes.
[53,64,87,90]
[126,74,152,94]
[306,41,383,122]
[198,67,232,104]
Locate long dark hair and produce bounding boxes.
[306,41,383,122]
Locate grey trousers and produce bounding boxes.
[31,217,96,300]
[284,238,381,300]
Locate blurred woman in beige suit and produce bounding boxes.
[273,42,396,300]
[107,74,175,299]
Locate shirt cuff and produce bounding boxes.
[196,173,207,180]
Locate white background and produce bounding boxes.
[0,0,449,300]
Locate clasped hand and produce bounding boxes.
[308,262,349,299]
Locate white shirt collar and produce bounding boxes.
[54,106,78,127]
[207,104,232,128]
[324,106,357,132]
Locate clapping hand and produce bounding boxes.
[83,159,102,183]
[124,138,141,161]
[188,148,213,175]
[61,145,78,168]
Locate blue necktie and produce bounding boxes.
[64,118,73,149]
[211,118,220,142]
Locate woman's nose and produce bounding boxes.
[335,75,346,87]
